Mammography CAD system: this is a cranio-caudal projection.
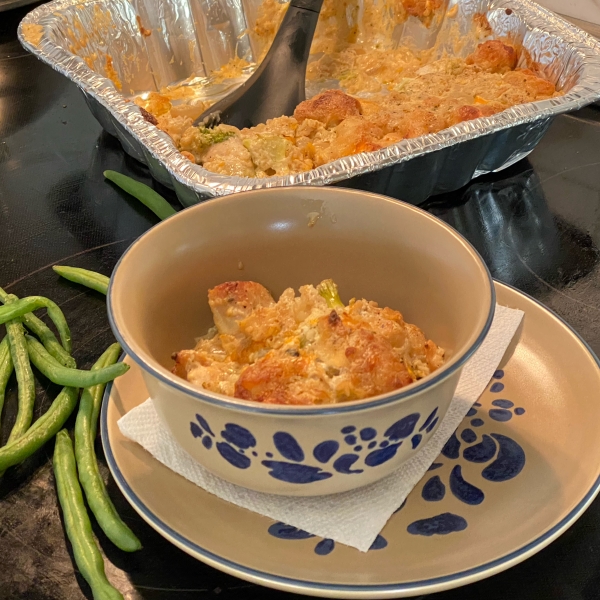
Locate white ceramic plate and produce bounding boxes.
[102,281,600,598]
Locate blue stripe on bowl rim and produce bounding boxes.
[100,280,600,598]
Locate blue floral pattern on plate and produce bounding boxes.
[267,523,388,555]
[408,370,526,536]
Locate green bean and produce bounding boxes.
[75,344,141,552]
[0,287,75,368]
[0,295,71,353]
[4,295,36,445]
[52,266,110,296]
[53,430,124,600]
[89,344,122,440]
[104,170,176,221]
[24,315,76,368]
[0,337,14,427]
[25,336,129,388]
[0,387,78,471]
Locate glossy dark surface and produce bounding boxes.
[2,4,600,599]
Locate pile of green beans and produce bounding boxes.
[0,277,140,599]
[0,171,171,595]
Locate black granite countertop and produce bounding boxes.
[2,4,600,599]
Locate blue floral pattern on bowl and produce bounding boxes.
[265,370,528,553]
[189,406,440,484]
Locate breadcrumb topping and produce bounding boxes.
[137,0,560,178]
[172,281,445,405]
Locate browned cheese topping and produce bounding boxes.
[134,1,560,178]
[172,281,445,405]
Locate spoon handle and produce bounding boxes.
[290,0,324,12]
[267,0,324,70]
[193,0,324,129]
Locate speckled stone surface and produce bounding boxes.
[2,4,600,598]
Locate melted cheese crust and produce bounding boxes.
[134,0,560,178]
[172,281,445,405]
[142,36,558,177]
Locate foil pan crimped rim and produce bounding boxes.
[18,0,600,198]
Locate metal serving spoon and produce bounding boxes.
[193,0,324,130]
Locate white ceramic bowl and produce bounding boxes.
[108,187,494,496]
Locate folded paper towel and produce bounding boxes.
[118,304,523,552]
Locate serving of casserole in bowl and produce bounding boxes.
[107,187,494,495]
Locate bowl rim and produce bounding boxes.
[107,187,496,416]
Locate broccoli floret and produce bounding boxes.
[194,126,235,149]
[338,70,357,81]
[317,279,344,309]
[243,135,291,173]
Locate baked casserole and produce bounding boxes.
[135,0,560,178]
[172,280,445,405]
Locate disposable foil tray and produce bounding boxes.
[18,0,600,205]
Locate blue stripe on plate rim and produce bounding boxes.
[100,280,600,598]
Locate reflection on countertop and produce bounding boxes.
[428,106,600,351]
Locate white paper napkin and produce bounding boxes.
[118,304,523,552]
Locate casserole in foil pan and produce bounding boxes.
[18,0,600,205]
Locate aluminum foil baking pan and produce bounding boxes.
[18,0,600,205]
